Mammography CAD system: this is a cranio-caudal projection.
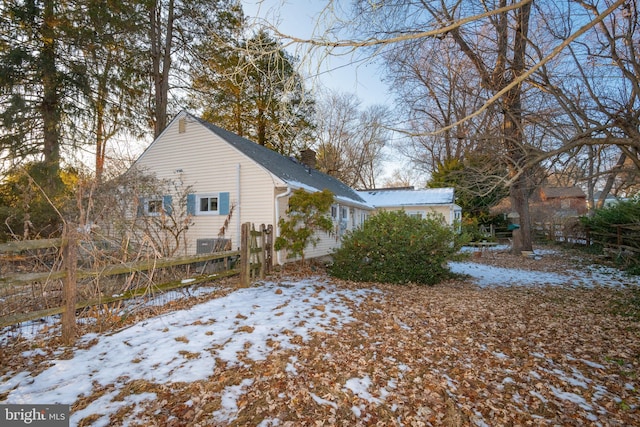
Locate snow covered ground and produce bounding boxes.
[1,278,374,426]
[1,247,638,426]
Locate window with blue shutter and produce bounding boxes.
[139,196,167,216]
[189,192,230,216]
[219,192,229,215]
[187,194,196,216]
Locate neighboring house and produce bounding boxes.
[133,111,372,263]
[530,186,587,223]
[357,187,462,226]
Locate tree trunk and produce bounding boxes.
[41,0,61,179]
[150,0,174,138]
[596,151,627,208]
[504,1,533,254]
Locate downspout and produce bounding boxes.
[275,186,292,265]
[236,164,241,249]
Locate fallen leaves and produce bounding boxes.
[3,248,640,426]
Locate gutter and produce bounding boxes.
[236,164,241,249]
[274,186,292,265]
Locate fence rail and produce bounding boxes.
[0,222,272,342]
[533,221,640,255]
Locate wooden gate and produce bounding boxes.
[240,223,273,287]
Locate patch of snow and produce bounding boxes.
[212,378,254,424]
[285,356,298,375]
[580,359,606,370]
[2,279,372,425]
[449,259,638,289]
[529,390,548,403]
[550,386,593,411]
[449,262,568,287]
[351,405,362,417]
[344,376,382,404]
[309,392,338,409]
[257,418,281,427]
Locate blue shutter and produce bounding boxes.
[219,192,230,215]
[163,195,173,216]
[136,197,144,217]
[187,194,196,215]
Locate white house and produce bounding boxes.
[357,187,462,226]
[132,111,372,263]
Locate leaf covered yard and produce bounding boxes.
[1,248,640,426]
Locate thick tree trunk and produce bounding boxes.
[41,0,60,178]
[596,151,627,209]
[504,1,533,254]
[150,0,174,138]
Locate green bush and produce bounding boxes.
[580,197,640,232]
[329,210,468,285]
[274,188,334,263]
[580,196,640,273]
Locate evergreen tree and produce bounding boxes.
[0,0,87,182]
[429,156,508,221]
[193,29,315,155]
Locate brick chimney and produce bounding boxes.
[300,149,317,169]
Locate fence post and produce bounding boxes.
[62,225,78,345]
[265,224,273,274]
[259,224,266,279]
[240,222,250,287]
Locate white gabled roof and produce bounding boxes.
[357,187,455,208]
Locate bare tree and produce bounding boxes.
[385,35,502,176]
[532,0,640,209]
[314,90,389,189]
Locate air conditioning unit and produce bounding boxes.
[196,238,231,254]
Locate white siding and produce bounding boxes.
[135,115,281,254]
[374,205,454,224]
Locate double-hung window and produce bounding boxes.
[197,194,219,215]
[139,195,172,216]
[187,192,230,216]
[145,198,163,216]
[199,194,219,214]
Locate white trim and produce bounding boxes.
[142,197,163,217]
[196,193,220,215]
[275,187,292,265]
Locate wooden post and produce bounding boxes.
[62,225,78,345]
[240,222,250,287]
[265,224,273,274]
[259,224,266,279]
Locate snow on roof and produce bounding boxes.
[357,187,455,208]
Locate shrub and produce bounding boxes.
[580,197,640,273]
[274,188,334,263]
[329,210,468,285]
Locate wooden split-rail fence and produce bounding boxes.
[0,222,272,344]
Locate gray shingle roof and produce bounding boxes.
[191,114,369,207]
